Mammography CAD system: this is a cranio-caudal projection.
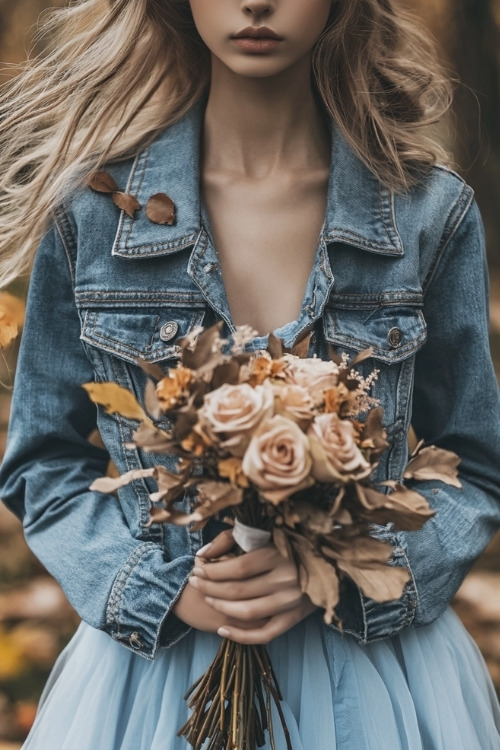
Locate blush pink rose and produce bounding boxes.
[283,355,339,402]
[242,415,313,504]
[200,381,274,457]
[274,384,316,426]
[308,413,371,483]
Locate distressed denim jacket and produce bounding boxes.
[2,102,500,661]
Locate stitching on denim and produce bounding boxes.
[54,207,77,286]
[106,543,156,632]
[324,329,427,363]
[115,235,199,257]
[324,230,399,253]
[125,149,149,249]
[422,183,474,295]
[378,185,401,251]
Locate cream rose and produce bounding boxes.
[283,355,339,402]
[200,381,274,457]
[274,384,315,426]
[308,413,371,483]
[242,415,313,504]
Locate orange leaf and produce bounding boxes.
[146,193,176,225]
[0,292,24,348]
[83,382,154,426]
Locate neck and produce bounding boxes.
[202,56,331,178]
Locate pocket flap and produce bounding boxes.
[81,308,205,364]
[323,305,427,364]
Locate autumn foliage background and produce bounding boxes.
[0,0,500,746]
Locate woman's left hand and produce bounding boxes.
[190,530,317,645]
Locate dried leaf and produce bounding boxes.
[88,171,119,194]
[0,292,24,348]
[267,333,284,360]
[360,407,389,458]
[288,333,311,359]
[90,467,155,494]
[132,422,172,452]
[146,193,176,225]
[371,483,436,531]
[112,191,142,218]
[218,457,249,488]
[180,322,225,371]
[290,534,340,624]
[403,444,462,488]
[137,359,166,382]
[322,534,393,567]
[348,347,374,368]
[272,527,293,560]
[144,379,164,420]
[337,559,409,602]
[83,382,154,427]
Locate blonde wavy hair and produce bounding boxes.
[0,0,451,287]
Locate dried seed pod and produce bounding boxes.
[146,193,176,226]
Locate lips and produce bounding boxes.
[231,26,283,41]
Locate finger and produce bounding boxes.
[217,610,305,646]
[196,529,236,560]
[194,546,279,582]
[205,590,303,621]
[189,569,296,601]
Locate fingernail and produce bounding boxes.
[192,565,207,578]
[204,596,214,605]
[196,543,213,557]
[217,627,231,638]
[189,576,200,589]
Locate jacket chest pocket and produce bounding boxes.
[79,305,206,548]
[322,303,427,481]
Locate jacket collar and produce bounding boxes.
[112,99,403,259]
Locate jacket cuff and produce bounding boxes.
[105,543,194,659]
[332,534,418,643]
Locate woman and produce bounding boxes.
[0,0,499,747]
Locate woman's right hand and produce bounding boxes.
[172,530,268,634]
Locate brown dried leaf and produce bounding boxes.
[288,333,311,359]
[132,422,172,452]
[337,559,409,602]
[272,527,293,560]
[290,534,340,624]
[371,483,436,531]
[112,191,141,218]
[88,171,119,194]
[360,407,389,458]
[267,332,284,360]
[90,467,155,494]
[137,359,167,382]
[144,379,164,420]
[322,534,393,567]
[403,445,462,488]
[348,347,374,368]
[146,193,176,225]
[355,483,388,511]
[83,382,154,427]
[180,322,224,370]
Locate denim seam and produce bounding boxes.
[422,183,474,295]
[378,185,403,251]
[106,542,157,630]
[54,208,77,286]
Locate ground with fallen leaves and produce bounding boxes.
[0,282,499,747]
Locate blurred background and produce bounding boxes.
[0,0,499,747]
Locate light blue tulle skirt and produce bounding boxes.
[23,607,500,750]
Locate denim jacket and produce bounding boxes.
[2,102,500,661]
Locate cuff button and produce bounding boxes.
[129,632,143,649]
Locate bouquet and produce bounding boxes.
[85,324,461,750]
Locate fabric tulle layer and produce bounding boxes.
[23,607,500,750]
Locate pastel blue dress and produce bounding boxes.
[22,606,500,749]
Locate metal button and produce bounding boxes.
[129,632,143,649]
[160,321,179,342]
[388,327,403,348]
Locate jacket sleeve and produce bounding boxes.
[337,197,500,643]
[0,220,194,660]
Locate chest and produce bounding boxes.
[202,172,328,334]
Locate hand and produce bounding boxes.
[187,529,317,645]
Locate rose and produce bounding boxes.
[274,384,315,427]
[200,381,274,457]
[283,355,339,402]
[242,415,313,504]
[308,413,371,482]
